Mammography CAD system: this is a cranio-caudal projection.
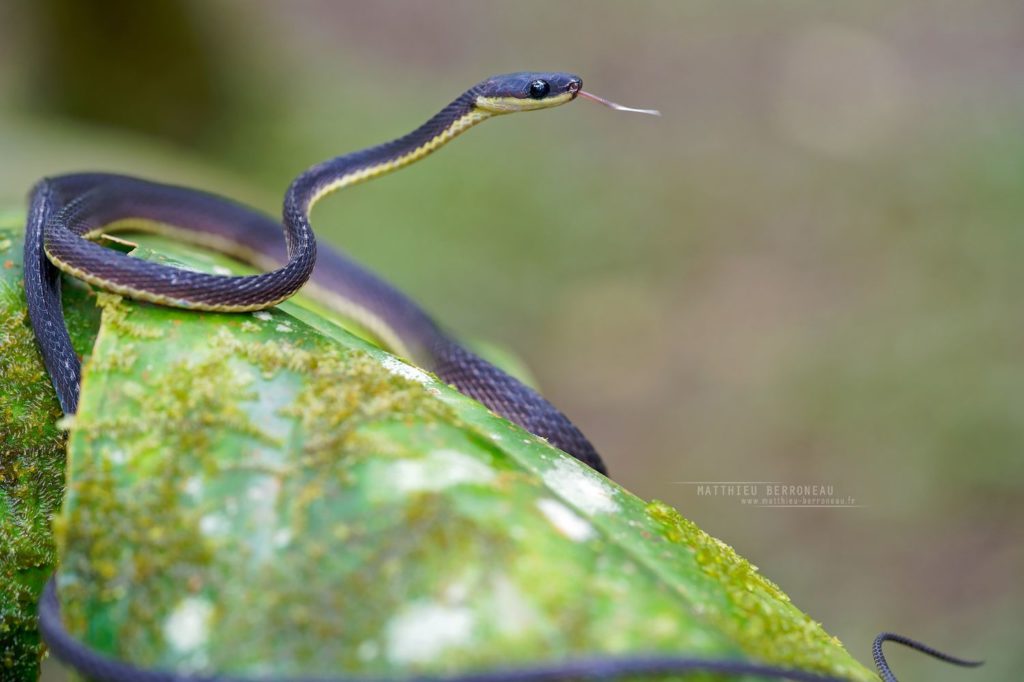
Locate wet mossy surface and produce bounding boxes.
[0,214,101,680]
[0,221,876,681]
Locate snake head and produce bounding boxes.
[473,72,582,114]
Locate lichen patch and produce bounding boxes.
[380,355,432,385]
[164,597,213,652]
[391,449,496,495]
[535,498,595,542]
[541,458,619,516]
[386,601,475,665]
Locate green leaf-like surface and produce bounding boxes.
[0,216,876,680]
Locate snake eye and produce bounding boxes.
[528,79,550,99]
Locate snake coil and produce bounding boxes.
[24,72,605,472]
[24,73,981,682]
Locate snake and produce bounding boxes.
[24,72,981,681]
[23,71,661,475]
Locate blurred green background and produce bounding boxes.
[2,1,1021,680]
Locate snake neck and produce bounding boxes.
[287,89,492,215]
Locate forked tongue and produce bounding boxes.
[578,90,660,116]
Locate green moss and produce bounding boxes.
[643,501,875,680]
[91,292,163,340]
[59,296,513,673]
[0,221,876,681]
[60,279,875,679]
[0,222,101,681]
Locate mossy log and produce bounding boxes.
[0,211,876,681]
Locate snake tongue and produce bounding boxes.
[577,90,661,116]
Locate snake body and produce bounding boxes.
[24,71,605,473]
[25,72,980,682]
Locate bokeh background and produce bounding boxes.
[1,1,1021,680]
